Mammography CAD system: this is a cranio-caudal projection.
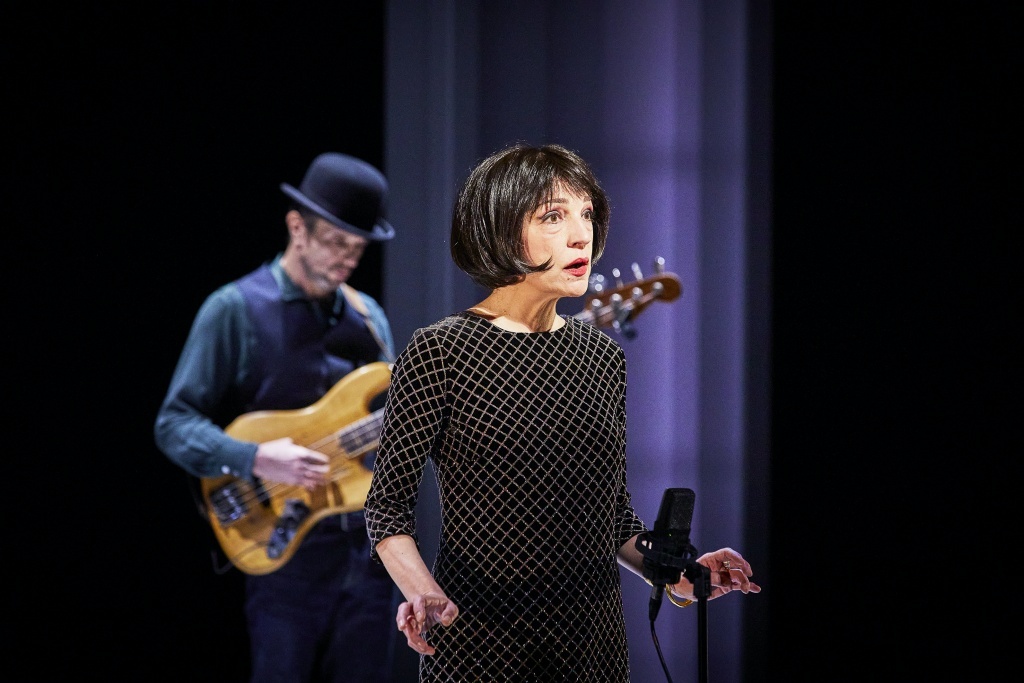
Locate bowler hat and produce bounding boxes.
[280,153,395,241]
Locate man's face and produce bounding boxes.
[301,216,369,293]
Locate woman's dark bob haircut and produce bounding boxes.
[450,143,610,290]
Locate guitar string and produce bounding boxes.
[216,410,385,510]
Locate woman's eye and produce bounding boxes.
[582,208,594,220]
[542,211,561,223]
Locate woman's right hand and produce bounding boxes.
[396,591,460,655]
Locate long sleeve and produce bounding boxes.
[153,284,258,479]
[364,326,448,560]
[610,347,647,546]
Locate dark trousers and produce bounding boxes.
[245,512,398,683]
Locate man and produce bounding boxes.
[155,152,399,682]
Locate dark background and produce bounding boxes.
[767,4,1014,681]
[6,2,1015,681]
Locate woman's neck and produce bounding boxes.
[470,289,564,332]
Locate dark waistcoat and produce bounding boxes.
[236,264,380,412]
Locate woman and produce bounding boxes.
[364,143,759,681]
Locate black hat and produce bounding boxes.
[280,153,395,241]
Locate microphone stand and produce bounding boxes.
[682,559,712,683]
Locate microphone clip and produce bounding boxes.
[636,531,697,587]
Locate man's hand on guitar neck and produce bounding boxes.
[252,437,330,491]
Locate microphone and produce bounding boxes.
[635,487,697,622]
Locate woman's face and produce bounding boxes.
[520,183,594,300]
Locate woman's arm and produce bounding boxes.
[377,534,459,656]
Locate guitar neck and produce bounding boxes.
[338,408,385,456]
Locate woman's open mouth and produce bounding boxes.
[564,258,589,278]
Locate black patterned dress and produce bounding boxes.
[365,311,648,682]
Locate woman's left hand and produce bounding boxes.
[670,547,761,601]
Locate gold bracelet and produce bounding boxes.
[666,590,694,609]
[643,578,694,608]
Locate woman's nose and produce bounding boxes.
[568,218,592,247]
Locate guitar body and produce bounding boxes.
[200,361,391,575]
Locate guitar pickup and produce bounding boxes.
[208,478,270,527]
[266,499,311,559]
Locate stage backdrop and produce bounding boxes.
[382,2,771,682]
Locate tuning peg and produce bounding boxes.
[611,268,624,289]
[631,262,643,281]
[654,256,665,274]
[588,273,605,293]
[609,293,637,339]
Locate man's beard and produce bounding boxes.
[300,255,341,297]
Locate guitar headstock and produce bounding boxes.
[575,258,683,338]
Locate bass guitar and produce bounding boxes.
[201,261,682,574]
